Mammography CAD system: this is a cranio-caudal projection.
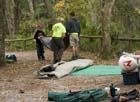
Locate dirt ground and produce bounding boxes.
[1,49,140,102]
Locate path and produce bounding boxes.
[0,49,139,102]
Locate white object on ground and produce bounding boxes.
[118,55,137,71]
[38,59,93,78]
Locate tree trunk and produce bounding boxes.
[5,0,16,38]
[101,0,115,59]
[32,0,36,11]
[14,0,20,35]
[0,0,6,66]
[27,0,34,19]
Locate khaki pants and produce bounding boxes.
[70,34,79,47]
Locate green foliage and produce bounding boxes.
[34,3,47,19]
[65,0,101,35]
[19,19,36,37]
[9,40,36,51]
[110,22,125,38]
[19,18,48,38]
[5,0,140,53]
[80,38,101,52]
[113,0,140,37]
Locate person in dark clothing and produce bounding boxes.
[34,23,46,61]
[66,11,81,60]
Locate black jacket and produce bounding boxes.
[66,18,80,34]
[34,30,46,45]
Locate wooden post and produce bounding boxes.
[24,40,26,50]
[128,40,132,52]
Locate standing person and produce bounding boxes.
[51,18,66,64]
[66,11,81,60]
[34,23,46,61]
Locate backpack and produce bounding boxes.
[121,89,139,100]
[5,54,17,63]
[111,89,139,102]
[48,88,108,102]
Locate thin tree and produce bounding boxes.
[0,0,6,66]
[101,0,115,59]
[14,0,20,35]
[5,0,16,38]
[27,0,34,19]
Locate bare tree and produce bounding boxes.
[101,0,116,59]
[27,0,34,19]
[0,0,6,66]
[5,0,16,38]
[14,0,20,35]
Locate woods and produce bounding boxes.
[1,1,140,101]
[1,0,140,65]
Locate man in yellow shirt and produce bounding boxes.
[51,18,66,64]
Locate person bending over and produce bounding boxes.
[51,18,66,64]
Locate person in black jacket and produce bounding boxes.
[34,23,46,61]
[66,12,81,60]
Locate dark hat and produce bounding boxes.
[70,12,75,16]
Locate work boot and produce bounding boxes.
[75,55,79,59]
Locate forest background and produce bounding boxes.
[1,0,140,63]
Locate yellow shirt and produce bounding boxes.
[52,23,66,37]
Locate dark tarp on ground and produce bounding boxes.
[48,88,108,102]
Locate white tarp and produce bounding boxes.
[36,59,93,78]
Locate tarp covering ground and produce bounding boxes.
[71,65,122,76]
